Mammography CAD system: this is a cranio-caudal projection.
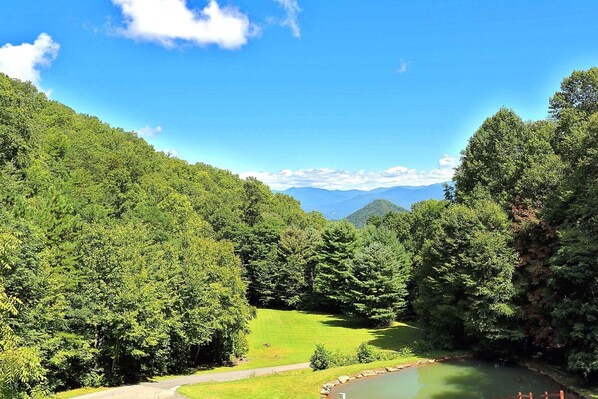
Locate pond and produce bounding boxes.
[329,359,567,399]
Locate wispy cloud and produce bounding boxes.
[396,58,410,74]
[438,154,458,167]
[241,155,459,190]
[274,0,301,38]
[136,125,163,138]
[0,33,59,89]
[111,0,256,49]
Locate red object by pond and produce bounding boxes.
[516,390,565,399]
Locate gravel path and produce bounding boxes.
[75,363,311,399]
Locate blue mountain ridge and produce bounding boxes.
[278,183,448,220]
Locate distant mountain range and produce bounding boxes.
[279,183,448,219]
[346,199,407,228]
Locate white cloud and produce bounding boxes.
[396,58,410,74]
[274,0,301,38]
[438,154,459,168]
[137,125,163,138]
[112,0,255,49]
[240,155,459,191]
[0,33,60,89]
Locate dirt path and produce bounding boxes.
[75,363,311,399]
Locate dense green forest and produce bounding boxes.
[0,68,596,398]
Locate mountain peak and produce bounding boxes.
[281,183,447,219]
[346,199,407,228]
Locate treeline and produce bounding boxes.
[384,69,595,381]
[244,220,411,326]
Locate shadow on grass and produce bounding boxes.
[300,310,422,353]
[310,312,366,329]
[368,323,421,352]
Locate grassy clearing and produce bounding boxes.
[153,308,420,380]
[242,308,419,368]
[54,387,108,399]
[178,309,441,399]
[178,356,426,399]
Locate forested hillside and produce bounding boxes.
[1,68,597,398]
[346,199,407,227]
[0,73,324,397]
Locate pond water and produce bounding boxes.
[329,359,566,399]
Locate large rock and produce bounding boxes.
[337,375,350,384]
[361,370,376,377]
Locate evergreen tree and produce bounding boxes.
[314,221,359,311]
[274,226,321,308]
[348,227,410,326]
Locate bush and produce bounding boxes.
[310,342,402,370]
[309,344,332,370]
[329,350,357,367]
[356,342,376,363]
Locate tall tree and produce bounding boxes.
[549,67,598,159]
[348,227,410,326]
[314,221,359,311]
[546,112,598,380]
[454,108,561,207]
[274,226,321,308]
[415,200,521,354]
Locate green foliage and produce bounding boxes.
[414,199,521,354]
[546,112,598,380]
[272,226,321,308]
[447,67,598,380]
[549,67,598,159]
[0,232,47,399]
[376,211,413,251]
[348,226,410,326]
[309,344,332,370]
[454,108,562,207]
[314,221,359,311]
[310,341,398,371]
[356,342,375,363]
[0,74,314,394]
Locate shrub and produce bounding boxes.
[356,342,376,363]
[310,344,332,370]
[329,350,356,367]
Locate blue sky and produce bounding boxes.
[1,1,598,189]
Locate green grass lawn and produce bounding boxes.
[177,309,451,399]
[153,308,420,380]
[178,356,426,399]
[242,308,419,368]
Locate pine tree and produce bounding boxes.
[348,227,410,326]
[314,221,359,311]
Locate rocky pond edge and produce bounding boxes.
[318,354,594,399]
